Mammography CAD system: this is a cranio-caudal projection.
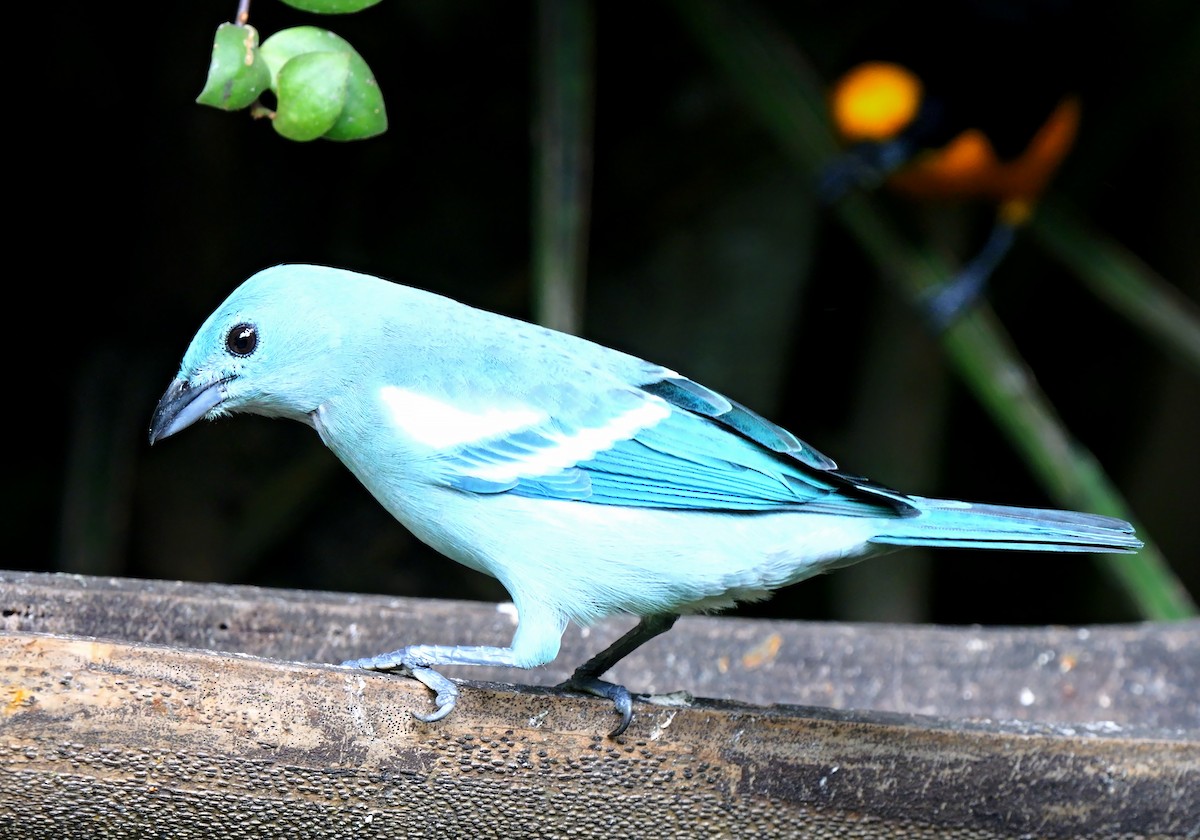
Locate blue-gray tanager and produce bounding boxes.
[150,264,1141,736]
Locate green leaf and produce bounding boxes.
[272,50,351,141]
[321,48,387,140]
[277,0,383,13]
[260,26,387,142]
[259,26,341,85]
[196,23,271,111]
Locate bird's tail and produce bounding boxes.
[870,497,1142,553]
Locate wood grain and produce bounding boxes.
[1,571,1197,838]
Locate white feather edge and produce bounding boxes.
[378,385,671,482]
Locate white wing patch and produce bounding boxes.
[465,398,671,483]
[379,386,547,448]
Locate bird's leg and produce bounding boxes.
[557,613,680,738]
[922,220,1017,330]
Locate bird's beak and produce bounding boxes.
[148,377,230,445]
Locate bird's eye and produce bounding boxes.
[226,323,258,357]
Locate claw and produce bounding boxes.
[407,664,460,722]
[559,675,635,738]
[608,690,633,738]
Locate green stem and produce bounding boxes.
[531,0,595,334]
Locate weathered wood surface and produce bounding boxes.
[2,570,1197,838]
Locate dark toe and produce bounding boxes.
[559,675,634,738]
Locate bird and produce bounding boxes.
[149,263,1141,737]
[818,1,1084,329]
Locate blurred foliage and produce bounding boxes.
[19,0,1199,628]
[670,0,1195,619]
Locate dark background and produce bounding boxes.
[20,1,1198,628]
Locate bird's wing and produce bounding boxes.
[435,371,916,517]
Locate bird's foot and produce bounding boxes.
[341,649,459,723]
[557,673,635,738]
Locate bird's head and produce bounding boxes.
[149,264,385,444]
